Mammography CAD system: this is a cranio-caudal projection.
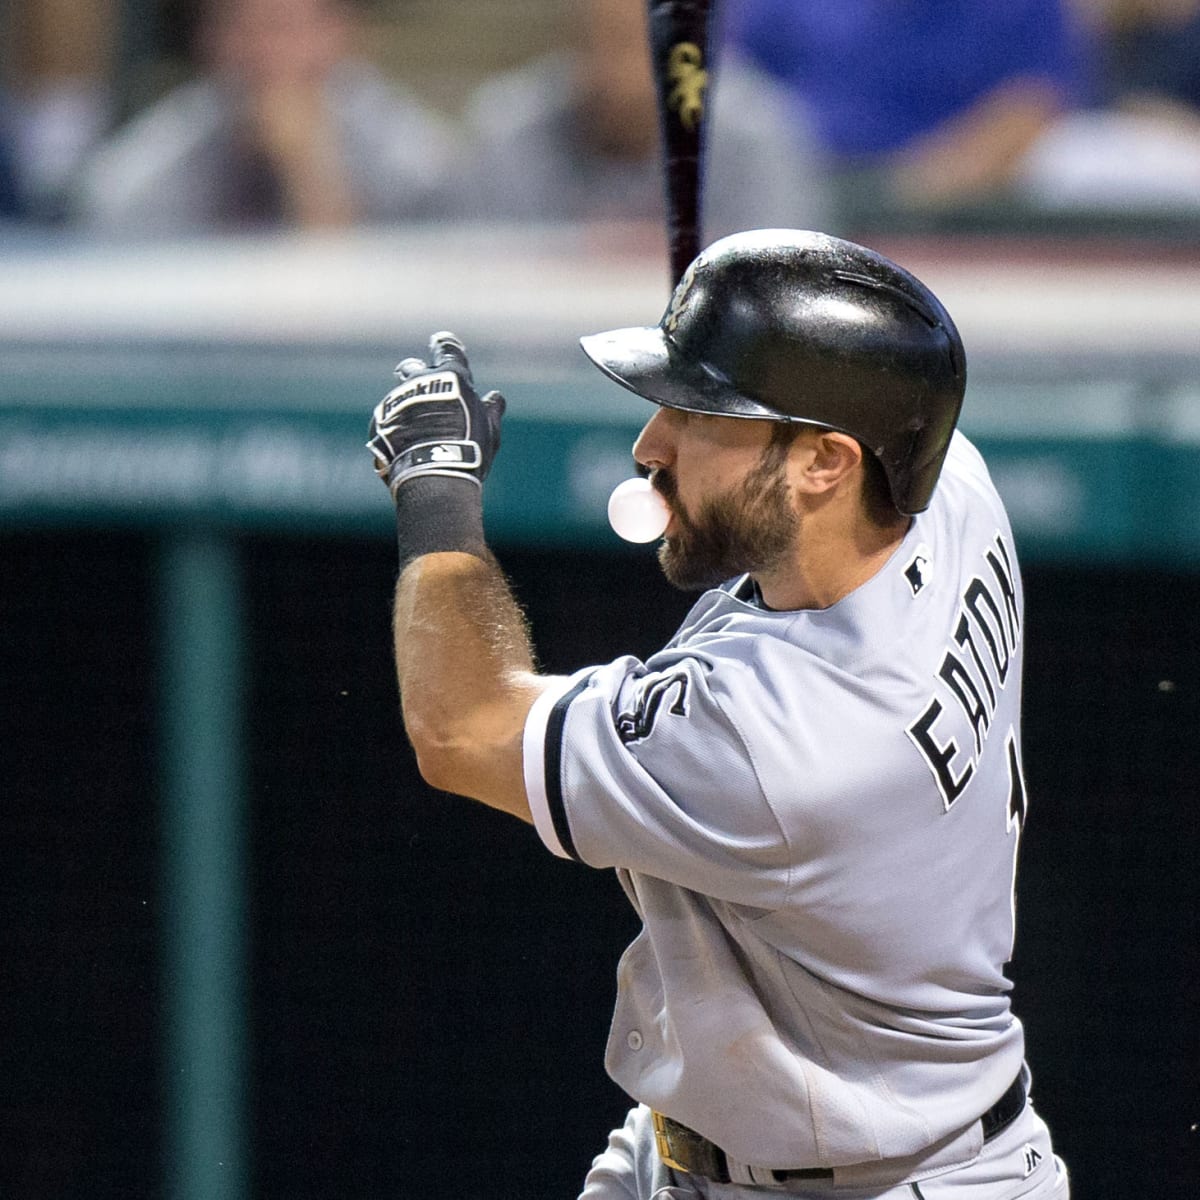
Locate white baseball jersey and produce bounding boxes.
[523,432,1030,1169]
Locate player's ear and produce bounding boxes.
[793,431,862,498]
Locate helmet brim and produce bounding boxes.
[580,327,782,421]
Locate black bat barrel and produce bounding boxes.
[646,0,716,287]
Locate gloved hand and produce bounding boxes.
[368,331,505,498]
[367,332,506,568]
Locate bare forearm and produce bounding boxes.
[393,551,550,819]
[891,78,1063,205]
[275,139,356,228]
[249,82,357,228]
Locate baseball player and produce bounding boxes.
[367,229,1070,1198]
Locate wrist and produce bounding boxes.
[392,475,488,571]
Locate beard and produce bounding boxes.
[653,435,799,592]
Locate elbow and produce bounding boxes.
[400,677,541,807]
[404,710,478,795]
[412,741,462,795]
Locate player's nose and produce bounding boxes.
[632,406,676,471]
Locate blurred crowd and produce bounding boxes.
[1,0,1199,241]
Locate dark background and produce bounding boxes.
[4,530,1198,1199]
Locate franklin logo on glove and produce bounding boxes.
[384,372,462,410]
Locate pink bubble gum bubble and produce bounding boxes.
[607,477,670,543]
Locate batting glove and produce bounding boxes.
[367,332,506,568]
[368,331,505,498]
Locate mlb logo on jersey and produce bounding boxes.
[903,544,934,596]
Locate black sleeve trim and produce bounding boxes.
[543,675,593,862]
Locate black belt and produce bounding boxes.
[652,1072,1026,1185]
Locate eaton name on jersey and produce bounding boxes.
[907,531,1022,811]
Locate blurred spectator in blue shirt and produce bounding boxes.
[726,0,1088,218]
[74,0,459,234]
[456,0,831,240]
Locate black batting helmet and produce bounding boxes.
[580,229,966,514]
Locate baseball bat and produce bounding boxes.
[646,0,718,287]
